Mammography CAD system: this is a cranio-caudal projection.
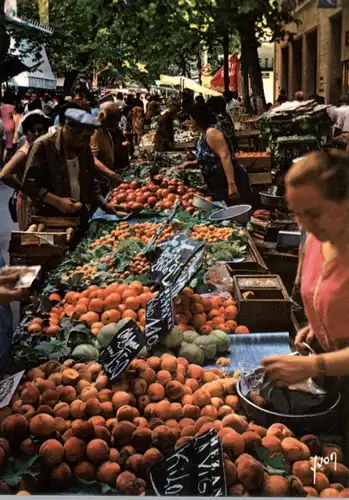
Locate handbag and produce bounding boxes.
[8,190,18,223]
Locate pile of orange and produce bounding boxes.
[90,221,183,251]
[189,225,233,243]
[174,288,249,335]
[27,282,155,337]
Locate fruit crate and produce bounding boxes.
[227,231,268,275]
[232,274,292,332]
[9,216,79,269]
[236,153,272,172]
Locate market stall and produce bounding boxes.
[0,153,347,497]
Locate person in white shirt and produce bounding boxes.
[115,92,125,110]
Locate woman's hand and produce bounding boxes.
[262,354,318,386]
[295,325,314,352]
[228,182,240,200]
[57,198,79,214]
[177,161,189,171]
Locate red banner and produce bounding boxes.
[210,54,239,92]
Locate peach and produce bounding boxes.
[62,369,80,386]
[143,448,163,467]
[97,461,121,485]
[73,461,96,482]
[70,400,86,419]
[21,385,40,406]
[166,381,184,402]
[86,439,109,463]
[147,383,165,402]
[224,459,237,487]
[126,454,145,478]
[117,405,139,422]
[112,421,136,447]
[58,386,77,403]
[112,391,131,410]
[186,365,204,382]
[152,425,176,453]
[182,404,200,420]
[54,402,70,419]
[222,414,247,434]
[222,431,245,457]
[85,398,102,417]
[242,431,262,452]
[236,458,264,491]
[292,460,314,486]
[50,463,71,487]
[30,414,56,439]
[262,475,290,496]
[39,439,64,467]
[71,420,95,442]
[130,378,147,396]
[80,387,98,402]
[192,389,211,408]
[262,435,282,454]
[64,437,86,463]
[94,425,112,445]
[157,370,172,386]
[54,417,69,434]
[281,437,310,461]
[160,356,177,374]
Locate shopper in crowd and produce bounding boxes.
[22,109,108,225]
[133,92,143,109]
[225,91,240,111]
[72,87,90,112]
[154,102,179,152]
[295,90,305,102]
[123,95,135,155]
[0,118,5,167]
[207,96,236,149]
[146,95,160,122]
[177,103,251,204]
[195,95,205,105]
[114,92,123,109]
[0,111,51,230]
[131,101,144,147]
[263,149,349,385]
[0,90,16,160]
[24,91,43,113]
[41,93,55,117]
[90,102,122,194]
[12,103,24,147]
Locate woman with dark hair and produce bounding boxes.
[154,103,179,152]
[207,96,236,147]
[177,103,251,203]
[0,111,51,229]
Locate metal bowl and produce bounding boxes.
[191,195,222,214]
[259,191,287,208]
[209,205,252,224]
[237,377,341,435]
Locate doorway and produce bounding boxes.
[281,47,289,96]
[292,38,303,97]
[330,13,342,104]
[305,29,318,98]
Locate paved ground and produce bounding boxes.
[0,182,20,325]
[0,182,16,263]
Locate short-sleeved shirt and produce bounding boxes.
[301,235,349,351]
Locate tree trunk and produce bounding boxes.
[240,43,252,115]
[239,23,266,114]
[223,31,230,94]
[197,52,202,85]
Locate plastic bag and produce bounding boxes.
[204,264,234,294]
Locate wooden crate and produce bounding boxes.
[236,154,272,172]
[9,216,79,268]
[233,274,292,332]
[227,231,268,275]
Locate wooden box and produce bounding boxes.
[233,274,292,332]
[9,216,79,269]
[236,154,272,172]
[227,231,268,275]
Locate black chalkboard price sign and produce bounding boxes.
[172,246,206,297]
[147,429,226,497]
[101,319,146,381]
[148,233,204,286]
[145,285,174,349]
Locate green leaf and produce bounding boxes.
[2,455,39,487]
[255,445,290,476]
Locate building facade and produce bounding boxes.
[274,0,349,104]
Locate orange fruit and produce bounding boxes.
[176,313,189,325]
[191,314,206,330]
[212,316,225,327]
[77,297,90,306]
[32,317,44,325]
[80,311,100,325]
[65,291,80,305]
[104,293,121,310]
[89,289,104,300]
[64,305,75,317]
[122,309,137,321]
[116,284,128,295]
[51,307,63,316]
[122,289,138,301]
[211,297,222,309]
[44,325,60,337]
[182,287,194,297]
[91,322,104,336]
[225,320,237,331]
[224,299,237,307]
[138,293,152,308]
[74,303,88,315]
[101,309,121,325]
[143,286,152,294]
[89,298,104,313]
[235,325,250,334]
[137,308,145,320]
[225,305,238,320]
[28,323,43,333]
[217,323,230,333]
[190,303,204,315]
[202,298,212,312]
[199,324,212,335]
[130,281,143,295]
[191,294,203,304]
[118,304,127,314]
[124,296,140,311]
[207,309,221,320]
[49,315,60,326]
[49,293,61,302]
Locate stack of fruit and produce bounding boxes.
[0,358,347,496]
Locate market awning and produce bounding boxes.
[9,39,56,90]
[0,55,41,82]
[158,75,222,96]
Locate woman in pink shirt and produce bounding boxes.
[263,149,349,385]
[0,90,15,159]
